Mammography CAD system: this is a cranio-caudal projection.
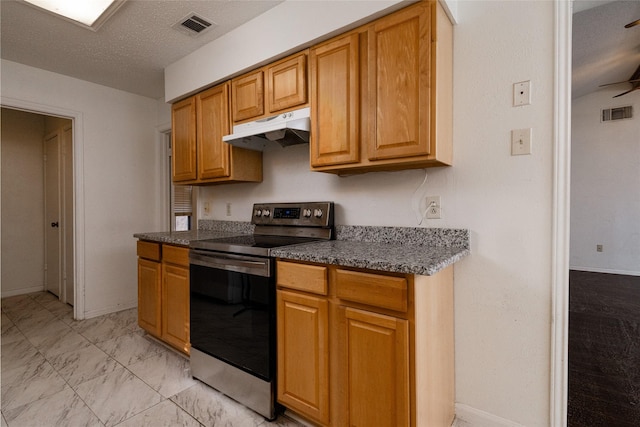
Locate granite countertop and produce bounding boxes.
[134,221,470,276]
[271,240,469,276]
[272,225,469,276]
[134,220,254,246]
[133,229,239,246]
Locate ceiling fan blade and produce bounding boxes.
[599,78,640,87]
[612,87,640,98]
[624,18,640,28]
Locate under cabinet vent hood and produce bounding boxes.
[222,107,310,151]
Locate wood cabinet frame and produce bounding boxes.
[171,82,262,185]
[137,241,190,355]
[276,260,455,427]
[310,0,453,174]
[231,51,309,124]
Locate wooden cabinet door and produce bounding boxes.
[231,70,264,122]
[341,306,410,427]
[310,33,360,167]
[267,53,307,113]
[137,258,161,337]
[367,2,431,161]
[197,83,231,180]
[162,263,190,354]
[277,290,330,425]
[171,96,197,182]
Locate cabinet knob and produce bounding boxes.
[51,222,59,228]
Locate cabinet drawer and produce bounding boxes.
[137,241,161,261]
[277,261,328,295]
[162,244,189,267]
[335,269,408,312]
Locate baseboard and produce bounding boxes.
[569,266,640,277]
[1,285,45,299]
[282,409,315,427]
[82,301,137,319]
[455,403,525,427]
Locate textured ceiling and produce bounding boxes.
[572,1,640,99]
[0,0,283,99]
[2,1,638,100]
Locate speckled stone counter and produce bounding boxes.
[272,226,470,276]
[134,222,470,276]
[133,221,253,246]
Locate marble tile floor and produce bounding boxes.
[0,291,303,427]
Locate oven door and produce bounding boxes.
[189,250,275,381]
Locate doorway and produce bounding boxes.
[567,1,640,425]
[1,108,74,305]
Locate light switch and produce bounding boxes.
[511,128,532,155]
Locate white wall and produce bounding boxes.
[441,3,554,425]
[1,60,165,317]
[167,1,556,425]
[165,0,407,102]
[1,108,46,296]
[570,89,640,275]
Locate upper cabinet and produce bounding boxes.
[309,33,360,167]
[171,96,197,182]
[170,0,453,183]
[310,0,453,174]
[231,70,264,122]
[367,3,431,161]
[231,51,309,124]
[171,82,262,185]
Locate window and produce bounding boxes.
[172,184,193,231]
[166,131,195,231]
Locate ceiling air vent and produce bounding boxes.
[172,13,216,37]
[601,105,633,122]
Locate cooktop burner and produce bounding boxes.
[190,234,322,256]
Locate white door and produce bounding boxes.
[44,131,61,297]
[62,125,74,305]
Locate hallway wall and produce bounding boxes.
[1,108,46,296]
[570,89,640,275]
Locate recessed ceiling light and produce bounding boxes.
[22,0,126,31]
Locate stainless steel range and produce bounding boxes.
[189,202,334,420]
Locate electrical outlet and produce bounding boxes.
[204,202,211,214]
[425,196,441,219]
[226,202,232,216]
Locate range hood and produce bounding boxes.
[222,107,310,151]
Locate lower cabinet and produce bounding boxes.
[137,241,190,355]
[137,256,161,336]
[277,290,329,425]
[276,260,454,427]
[340,306,410,427]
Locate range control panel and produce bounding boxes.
[252,202,334,228]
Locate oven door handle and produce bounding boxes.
[189,250,271,277]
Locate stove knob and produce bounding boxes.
[255,209,262,217]
[263,209,271,217]
[314,208,323,218]
[303,208,312,218]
